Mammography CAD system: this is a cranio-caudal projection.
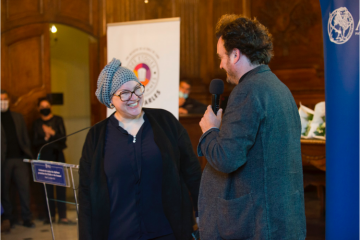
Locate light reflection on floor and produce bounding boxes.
[1,209,78,240]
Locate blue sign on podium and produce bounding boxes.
[32,162,69,187]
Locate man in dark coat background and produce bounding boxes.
[1,90,35,229]
[197,15,306,239]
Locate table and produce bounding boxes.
[301,139,326,215]
[301,139,326,171]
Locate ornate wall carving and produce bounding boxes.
[252,0,325,109]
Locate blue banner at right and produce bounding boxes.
[319,0,359,239]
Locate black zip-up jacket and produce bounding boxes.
[78,108,202,240]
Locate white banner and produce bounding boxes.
[107,18,180,118]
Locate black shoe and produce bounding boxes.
[23,220,35,228]
[58,218,76,225]
[10,219,19,229]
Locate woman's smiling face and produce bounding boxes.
[111,81,144,119]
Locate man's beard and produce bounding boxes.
[226,76,231,83]
[225,69,237,85]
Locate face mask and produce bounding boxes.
[179,91,189,99]
[1,100,9,112]
[40,108,51,116]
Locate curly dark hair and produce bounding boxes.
[215,14,273,65]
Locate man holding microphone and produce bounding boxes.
[197,15,306,239]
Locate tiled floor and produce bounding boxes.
[2,187,325,240]
[1,208,78,240]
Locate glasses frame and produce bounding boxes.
[113,84,145,102]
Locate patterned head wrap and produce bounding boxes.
[95,58,140,108]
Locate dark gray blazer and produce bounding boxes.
[1,111,33,164]
[198,65,306,240]
[78,108,202,240]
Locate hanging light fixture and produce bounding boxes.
[144,0,149,3]
[50,25,58,46]
[50,25,57,33]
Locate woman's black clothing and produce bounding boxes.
[79,108,202,240]
[32,115,67,219]
[105,114,172,239]
[32,115,67,160]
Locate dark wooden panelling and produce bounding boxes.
[2,0,100,37]
[253,0,323,61]
[106,0,175,23]
[54,0,99,36]
[198,0,215,86]
[1,23,50,129]
[5,0,43,19]
[1,0,45,33]
[252,0,325,108]
[291,90,325,110]
[179,0,200,79]
[179,114,208,169]
[57,0,92,24]
[1,0,106,124]
[273,68,324,91]
[251,0,324,70]
[1,0,326,128]
[89,37,106,124]
[8,37,43,95]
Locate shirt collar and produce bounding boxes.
[109,112,147,133]
[238,65,270,84]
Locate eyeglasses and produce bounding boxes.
[113,84,145,102]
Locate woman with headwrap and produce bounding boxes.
[78,59,201,240]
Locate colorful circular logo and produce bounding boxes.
[133,63,151,86]
[127,53,159,97]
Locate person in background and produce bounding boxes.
[1,204,11,232]
[179,80,207,115]
[79,59,201,240]
[1,89,35,229]
[32,97,75,225]
[197,15,306,239]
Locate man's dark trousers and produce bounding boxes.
[1,158,32,222]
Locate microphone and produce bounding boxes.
[209,79,224,115]
[37,126,91,160]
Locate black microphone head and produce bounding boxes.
[209,79,224,95]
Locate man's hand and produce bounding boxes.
[199,105,223,133]
[179,97,186,107]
